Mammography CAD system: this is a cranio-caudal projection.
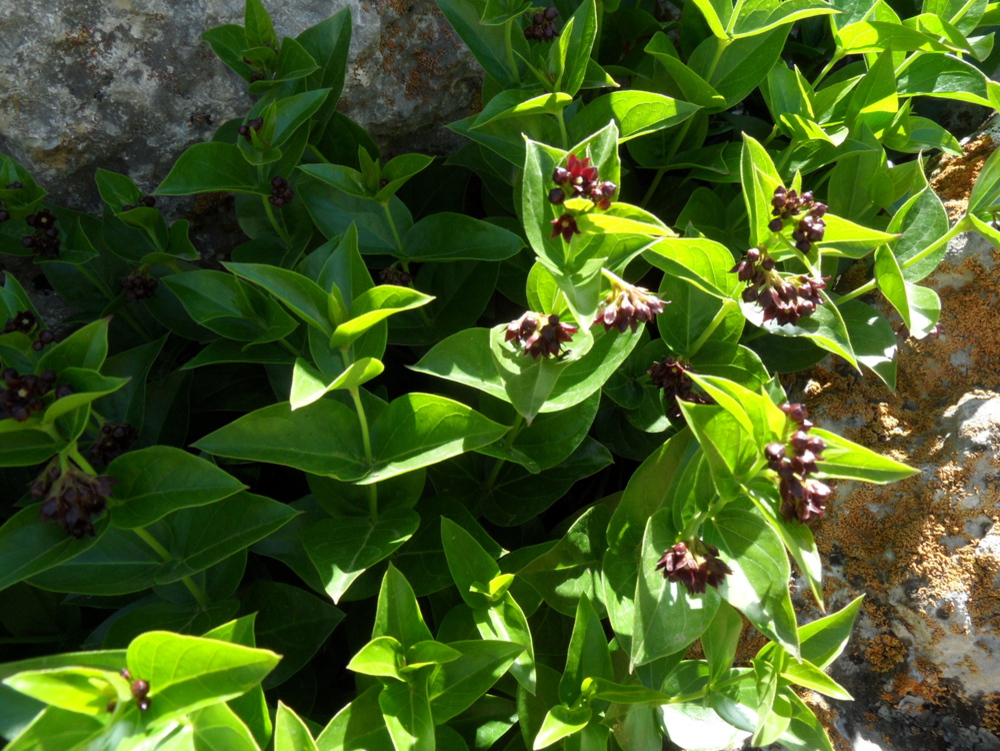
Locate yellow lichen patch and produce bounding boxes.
[866,634,908,673]
[930,134,995,220]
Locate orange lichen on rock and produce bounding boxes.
[866,634,908,673]
[930,133,995,220]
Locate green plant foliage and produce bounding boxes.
[2,0,990,746]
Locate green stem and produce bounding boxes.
[132,527,209,610]
[307,144,331,163]
[504,18,521,85]
[555,108,570,150]
[349,387,378,522]
[262,195,292,246]
[487,414,525,487]
[639,113,698,208]
[383,203,404,252]
[686,304,731,360]
[341,347,378,522]
[812,52,843,89]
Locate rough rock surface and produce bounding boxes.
[765,202,1000,746]
[0,0,481,213]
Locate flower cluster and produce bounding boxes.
[595,278,665,333]
[91,422,139,465]
[768,186,827,253]
[765,403,833,524]
[31,459,116,539]
[269,176,295,207]
[656,540,732,595]
[3,310,38,335]
[731,248,827,326]
[1,368,71,422]
[21,209,60,259]
[505,312,577,359]
[118,669,152,712]
[523,6,559,41]
[549,154,617,209]
[121,269,159,303]
[121,195,156,212]
[379,267,411,285]
[647,356,712,421]
[238,116,265,142]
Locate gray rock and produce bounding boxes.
[0,0,481,213]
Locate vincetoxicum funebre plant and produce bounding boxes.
[0,0,998,748]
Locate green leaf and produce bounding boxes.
[202,24,252,79]
[709,27,791,107]
[316,685,394,751]
[890,187,950,283]
[821,213,899,257]
[799,596,865,669]
[126,631,280,724]
[331,286,434,348]
[845,49,897,136]
[703,501,800,656]
[39,369,127,425]
[781,659,852,700]
[702,602,744,686]
[740,290,858,369]
[290,357,384,410]
[776,689,835,751]
[896,53,997,109]
[533,705,592,750]
[376,153,436,202]
[560,0,598,96]
[401,213,523,262]
[689,0,729,38]
[518,504,610,617]
[644,33,727,110]
[237,580,344,687]
[163,270,298,343]
[839,300,897,390]
[191,702,265,751]
[156,143,264,195]
[365,393,509,484]
[569,92,701,144]
[410,328,508,403]
[677,402,756,501]
[474,592,536,693]
[37,318,109,373]
[0,506,108,594]
[434,0,516,85]
[154,491,298,584]
[305,508,421,603]
[559,595,613,706]
[193,400,367,481]
[428,640,525,724]
[731,0,837,38]
[348,636,404,679]
[107,446,245,529]
[1,707,105,751]
[631,509,720,667]
[3,667,121,716]
[740,135,783,247]
[374,565,434,649]
[406,641,462,670]
[967,144,1000,215]
[380,674,436,751]
[272,89,331,148]
[25,523,159,596]
[225,262,334,334]
[810,428,919,483]
[441,517,501,609]
[245,0,279,49]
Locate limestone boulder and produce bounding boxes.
[0,0,481,213]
